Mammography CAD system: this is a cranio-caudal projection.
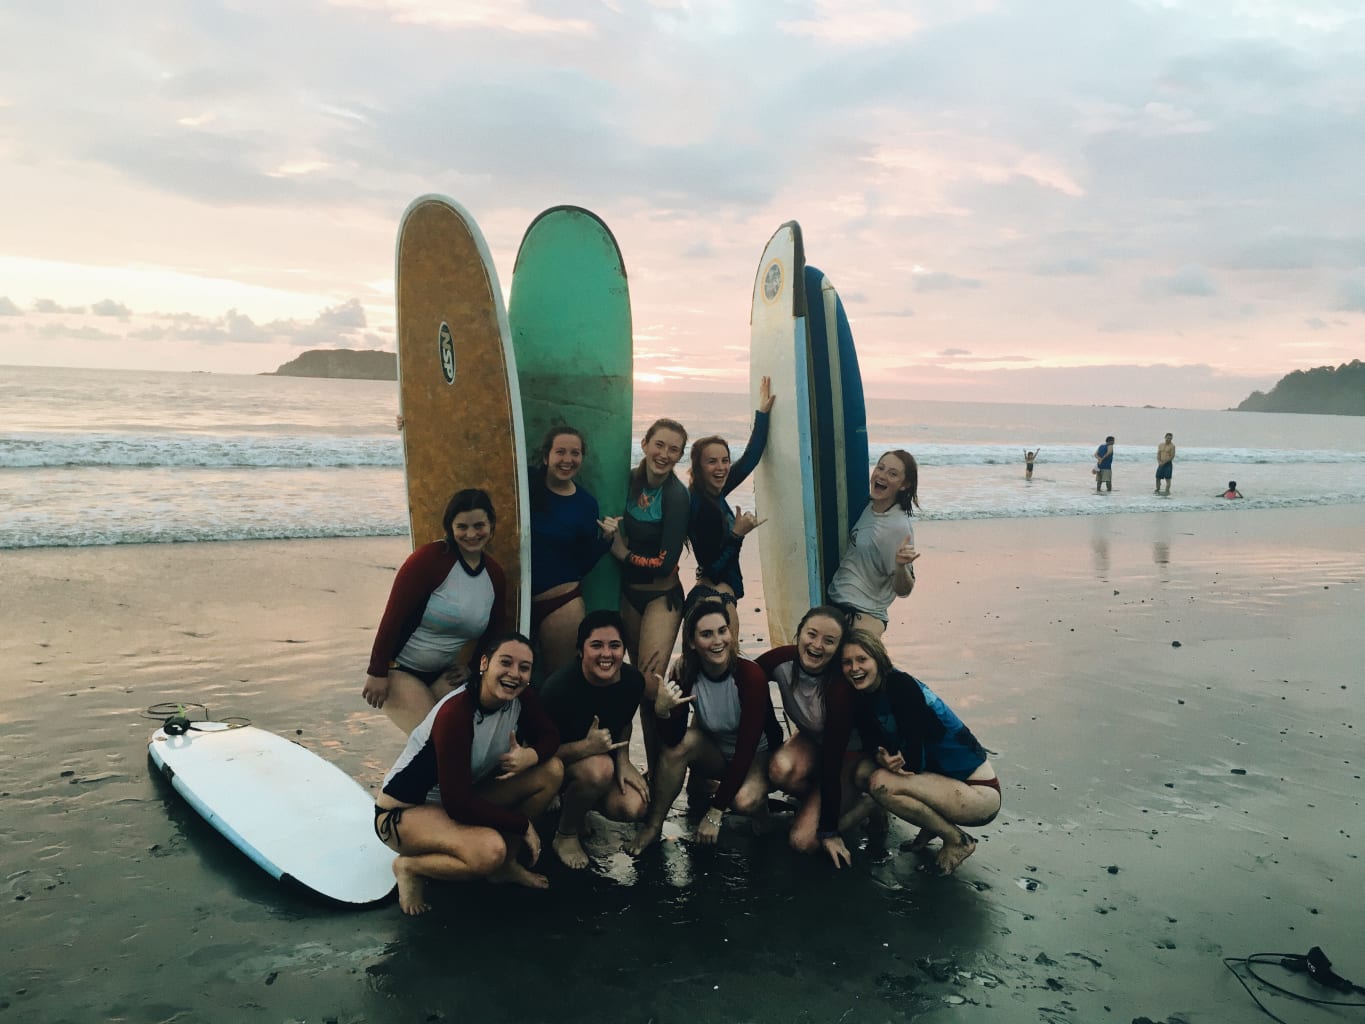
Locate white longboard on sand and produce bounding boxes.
[149,723,395,907]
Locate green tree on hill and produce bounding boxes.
[1236,359,1365,415]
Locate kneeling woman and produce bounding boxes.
[758,605,862,868]
[373,634,564,914]
[840,630,1001,876]
[628,600,779,854]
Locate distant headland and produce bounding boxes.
[1236,359,1364,416]
[267,349,397,380]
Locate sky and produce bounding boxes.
[2,0,1363,409]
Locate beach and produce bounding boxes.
[2,505,1360,1023]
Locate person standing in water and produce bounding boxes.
[1155,433,1175,495]
[1024,449,1039,481]
[1094,436,1115,492]
[826,450,920,638]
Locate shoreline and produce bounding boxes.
[2,505,1361,1023]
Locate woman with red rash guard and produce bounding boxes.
[840,630,1001,877]
[527,425,616,676]
[758,605,865,868]
[363,488,507,734]
[608,417,689,775]
[626,600,781,854]
[373,633,563,914]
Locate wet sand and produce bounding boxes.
[2,506,1361,1023]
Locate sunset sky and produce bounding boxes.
[2,0,1362,408]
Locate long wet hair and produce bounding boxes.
[629,418,688,496]
[677,599,734,688]
[442,488,496,552]
[687,434,729,496]
[881,449,920,513]
[529,424,587,515]
[840,629,944,767]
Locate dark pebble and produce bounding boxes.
[1230,768,1246,775]
[1034,952,1057,965]
[1164,782,1174,788]
[1046,977,1063,990]
[60,770,74,777]
[1171,640,1182,648]
[1107,865,1119,874]
[265,972,278,986]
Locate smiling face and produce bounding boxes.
[479,640,534,707]
[546,432,584,487]
[450,509,492,559]
[868,454,908,508]
[698,441,731,496]
[841,642,880,692]
[642,428,686,481]
[797,614,844,675]
[689,611,732,673]
[579,626,625,685]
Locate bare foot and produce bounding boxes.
[490,860,550,889]
[899,827,933,852]
[923,831,977,876]
[626,822,662,856]
[553,831,590,870]
[392,858,430,915]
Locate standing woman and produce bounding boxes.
[373,633,564,913]
[609,417,689,771]
[840,629,1001,876]
[528,425,615,676]
[826,450,920,638]
[758,605,862,867]
[685,376,775,632]
[627,600,778,854]
[363,488,506,734]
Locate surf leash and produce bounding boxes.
[143,702,251,733]
[1223,946,1365,1023]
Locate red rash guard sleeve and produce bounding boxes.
[433,691,529,835]
[755,645,796,678]
[515,686,560,766]
[816,678,858,836]
[711,658,771,812]
[366,543,454,678]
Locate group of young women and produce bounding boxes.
[364,393,1001,914]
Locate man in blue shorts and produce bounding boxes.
[1155,433,1175,495]
[1094,436,1115,492]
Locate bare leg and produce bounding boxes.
[554,754,614,869]
[534,593,585,679]
[628,728,724,854]
[377,805,507,915]
[378,670,438,735]
[695,577,740,644]
[866,767,1001,876]
[729,750,773,833]
[476,757,565,888]
[632,590,683,776]
[848,612,886,640]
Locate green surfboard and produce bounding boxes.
[509,206,633,613]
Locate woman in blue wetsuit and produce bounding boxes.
[685,376,775,636]
[528,425,616,676]
[840,629,1001,877]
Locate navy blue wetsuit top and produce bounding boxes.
[530,485,610,594]
[854,670,987,782]
[688,410,769,598]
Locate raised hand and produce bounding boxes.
[731,507,767,537]
[496,733,537,780]
[758,374,775,413]
[585,715,628,756]
[654,677,695,718]
[895,537,919,566]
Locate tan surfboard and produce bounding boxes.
[394,195,529,632]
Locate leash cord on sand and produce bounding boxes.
[1223,950,1365,1023]
[143,702,251,733]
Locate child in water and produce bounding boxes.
[1221,481,1243,499]
[1024,449,1039,480]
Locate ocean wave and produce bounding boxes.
[0,432,403,469]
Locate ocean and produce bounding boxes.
[4,363,1365,549]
